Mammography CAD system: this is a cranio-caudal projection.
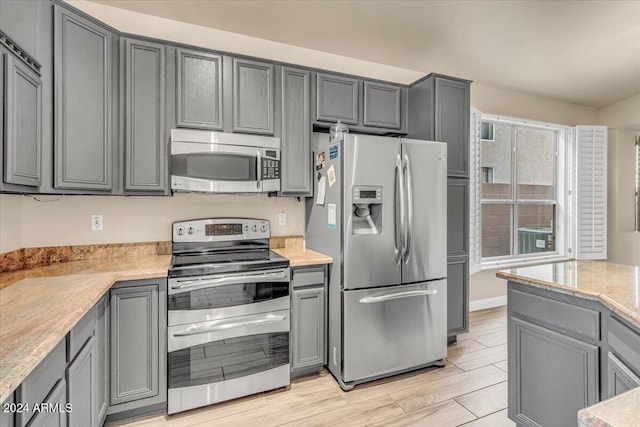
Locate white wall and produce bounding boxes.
[0,194,23,253]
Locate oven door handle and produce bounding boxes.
[359,289,438,304]
[171,271,288,291]
[172,314,286,337]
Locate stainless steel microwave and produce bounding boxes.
[170,129,281,193]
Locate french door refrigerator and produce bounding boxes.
[306,132,447,390]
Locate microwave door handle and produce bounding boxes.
[171,271,288,291]
[172,314,287,337]
[256,150,262,189]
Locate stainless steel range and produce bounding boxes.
[167,218,290,414]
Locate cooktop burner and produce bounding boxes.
[169,249,289,278]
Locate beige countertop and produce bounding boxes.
[272,247,333,267]
[496,260,640,328]
[0,256,171,403]
[497,260,640,427]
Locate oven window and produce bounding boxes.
[172,153,257,181]
[168,332,289,389]
[169,282,289,311]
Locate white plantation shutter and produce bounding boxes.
[469,108,482,274]
[574,126,607,260]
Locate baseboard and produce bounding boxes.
[469,295,507,312]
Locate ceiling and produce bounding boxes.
[88,0,640,109]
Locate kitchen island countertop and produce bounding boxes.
[0,255,171,402]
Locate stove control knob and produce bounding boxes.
[176,227,184,236]
[252,225,258,232]
[244,225,249,232]
[260,225,267,233]
[187,226,195,235]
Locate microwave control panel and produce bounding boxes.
[262,151,280,179]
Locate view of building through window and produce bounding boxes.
[480,121,557,259]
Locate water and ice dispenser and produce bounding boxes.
[352,185,382,235]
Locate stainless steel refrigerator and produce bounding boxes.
[306,132,447,390]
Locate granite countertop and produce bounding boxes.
[272,247,333,267]
[0,256,171,402]
[497,260,640,427]
[496,260,640,328]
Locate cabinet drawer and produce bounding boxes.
[608,316,640,376]
[292,267,325,288]
[68,304,96,362]
[15,340,65,427]
[510,288,600,341]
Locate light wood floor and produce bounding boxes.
[116,306,513,427]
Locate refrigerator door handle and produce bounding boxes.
[358,289,438,304]
[403,153,414,263]
[395,153,405,265]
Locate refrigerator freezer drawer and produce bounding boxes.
[342,280,447,382]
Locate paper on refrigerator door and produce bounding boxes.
[316,176,326,206]
[328,203,336,229]
[327,164,336,187]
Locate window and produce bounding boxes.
[479,117,566,264]
[481,121,494,141]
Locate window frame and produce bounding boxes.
[479,114,570,270]
[636,132,640,232]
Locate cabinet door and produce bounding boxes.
[435,78,469,177]
[54,5,113,190]
[3,52,41,187]
[363,81,401,129]
[509,317,599,427]
[95,295,108,425]
[607,352,640,398]
[315,73,359,125]
[123,38,167,192]
[66,336,97,427]
[448,178,469,257]
[110,284,159,405]
[26,379,67,427]
[292,286,325,370]
[447,256,468,336]
[280,67,311,196]
[232,58,274,134]
[1,392,14,427]
[176,48,222,130]
[0,0,39,59]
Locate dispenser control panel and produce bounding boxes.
[353,186,382,204]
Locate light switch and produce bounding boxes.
[91,215,103,231]
[279,212,287,226]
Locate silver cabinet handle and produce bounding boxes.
[359,289,438,304]
[403,153,414,263]
[256,149,262,189]
[173,314,286,337]
[394,154,404,266]
[171,271,288,290]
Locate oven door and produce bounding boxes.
[168,268,290,326]
[171,141,280,193]
[167,309,290,414]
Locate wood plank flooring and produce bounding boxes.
[115,306,513,427]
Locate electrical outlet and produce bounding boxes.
[278,212,287,226]
[91,215,103,231]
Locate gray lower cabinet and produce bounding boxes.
[607,352,640,397]
[232,58,275,135]
[53,5,115,191]
[363,81,401,130]
[447,256,468,336]
[66,336,97,427]
[23,379,67,427]
[95,295,109,425]
[280,67,311,196]
[122,38,168,193]
[447,178,469,258]
[108,279,167,418]
[2,50,41,188]
[175,48,223,130]
[291,265,327,376]
[315,73,359,125]
[0,393,14,427]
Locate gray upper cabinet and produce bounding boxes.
[122,38,168,193]
[108,278,167,415]
[67,336,98,427]
[363,81,401,129]
[280,67,311,196]
[54,5,114,191]
[3,51,41,187]
[435,77,470,177]
[176,48,223,130]
[315,73,359,125]
[0,0,40,60]
[232,58,275,134]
